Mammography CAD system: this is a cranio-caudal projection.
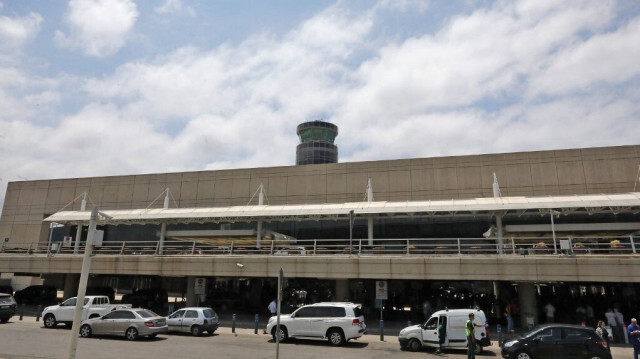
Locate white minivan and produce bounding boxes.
[398,308,491,354]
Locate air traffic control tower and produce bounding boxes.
[295,120,339,165]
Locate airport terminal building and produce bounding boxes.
[1,134,640,328]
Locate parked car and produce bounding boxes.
[13,285,57,306]
[399,308,490,354]
[501,324,611,359]
[86,286,115,303]
[0,293,17,323]
[79,308,167,341]
[166,307,219,336]
[266,302,366,346]
[43,295,132,328]
[121,289,168,315]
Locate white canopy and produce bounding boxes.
[43,192,640,225]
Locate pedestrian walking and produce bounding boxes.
[436,317,447,354]
[595,320,611,352]
[614,307,625,343]
[268,298,277,316]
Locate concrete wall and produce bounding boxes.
[0,254,638,283]
[1,145,639,246]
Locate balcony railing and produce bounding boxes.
[0,235,637,257]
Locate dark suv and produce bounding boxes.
[501,324,611,359]
[121,289,168,316]
[0,293,17,322]
[13,285,57,306]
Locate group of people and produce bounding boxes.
[596,317,640,359]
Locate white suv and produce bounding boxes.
[266,302,366,346]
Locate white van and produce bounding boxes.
[398,308,490,354]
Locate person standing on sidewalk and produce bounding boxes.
[268,298,277,317]
[596,320,611,352]
[466,313,483,359]
[614,307,625,343]
[628,318,640,359]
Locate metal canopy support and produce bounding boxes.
[493,173,504,254]
[257,184,264,249]
[73,192,87,254]
[158,188,170,255]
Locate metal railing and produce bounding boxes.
[0,235,637,257]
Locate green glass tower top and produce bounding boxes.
[295,120,339,165]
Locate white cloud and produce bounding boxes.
[0,11,42,58]
[54,0,138,57]
[154,0,195,17]
[2,0,640,215]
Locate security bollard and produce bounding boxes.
[36,305,42,322]
[254,314,259,334]
[232,313,236,333]
[19,304,24,320]
[379,319,384,341]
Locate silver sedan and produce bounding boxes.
[79,308,168,341]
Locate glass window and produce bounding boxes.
[0,295,14,303]
[202,309,215,318]
[185,310,198,319]
[169,310,185,319]
[536,328,561,342]
[105,310,134,319]
[328,307,346,317]
[136,310,155,318]
[62,298,76,306]
[294,307,315,318]
[565,328,591,340]
[352,307,363,318]
[424,317,438,330]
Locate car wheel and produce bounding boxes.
[79,324,92,338]
[43,314,57,328]
[125,327,139,341]
[271,326,288,342]
[516,351,532,359]
[407,338,421,352]
[191,325,201,336]
[327,328,346,346]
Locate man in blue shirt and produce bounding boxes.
[628,318,640,359]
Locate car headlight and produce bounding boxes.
[503,340,517,348]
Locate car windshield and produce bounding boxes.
[0,295,14,303]
[136,310,157,318]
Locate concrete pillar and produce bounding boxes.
[63,274,80,300]
[517,282,538,330]
[186,277,197,307]
[335,279,349,302]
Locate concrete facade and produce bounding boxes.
[2,145,639,247]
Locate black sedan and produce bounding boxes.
[501,324,611,359]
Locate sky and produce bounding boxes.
[1,0,640,214]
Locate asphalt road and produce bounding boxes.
[0,317,633,359]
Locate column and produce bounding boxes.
[63,274,80,300]
[517,282,537,330]
[335,279,349,302]
[186,277,197,307]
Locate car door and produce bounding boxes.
[57,298,77,322]
[112,310,136,335]
[530,327,563,359]
[167,310,185,332]
[288,307,315,337]
[181,310,199,332]
[421,316,439,346]
[563,328,593,359]
[92,311,118,335]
